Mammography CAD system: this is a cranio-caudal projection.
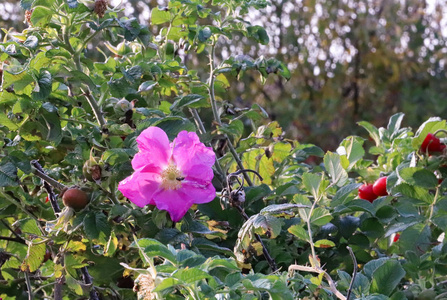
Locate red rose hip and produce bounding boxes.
[420,133,446,153]
[358,184,378,203]
[373,176,388,196]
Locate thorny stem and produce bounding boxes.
[207,39,253,186]
[288,264,347,300]
[346,246,357,300]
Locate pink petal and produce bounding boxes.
[118,165,162,207]
[172,131,215,178]
[181,181,216,204]
[132,127,171,170]
[153,189,193,222]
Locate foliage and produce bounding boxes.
[1,1,447,300]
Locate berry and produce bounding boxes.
[358,184,378,203]
[43,248,52,262]
[393,233,400,243]
[372,176,388,196]
[62,188,89,210]
[420,133,446,154]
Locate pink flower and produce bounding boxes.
[118,127,216,222]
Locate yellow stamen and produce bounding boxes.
[160,163,184,190]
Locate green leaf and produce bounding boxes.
[331,183,362,207]
[171,94,209,111]
[83,212,111,244]
[288,224,309,241]
[0,113,19,131]
[358,121,380,147]
[314,239,335,248]
[21,241,46,272]
[173,268,212,283]
[32,70,52,100]
[387,113,405,134]
[337,136,365,170]
[310,207,332,226]
[198,27,212,42]
[398,167,438,188]
[370,260,406,296]
[131,238,177,264]
[252,214,281,238]
[0,162,19,187]
[152,278,181,292]
[302,172,322,200]
[247,25,269,45]
[40,103,62,145]
[412,117,447,148]
[102,148,133,165]
[324,151,348,187]
[24,36,39,49]
[151,7,170,25]
[30,6,53,27]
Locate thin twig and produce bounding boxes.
[0,235,26,244]
[31,161,67,192]
[234,205,278,271]
[31,160,65,213]
[25,271,34,300]
[289,264,347,300]
[346,246,358,300]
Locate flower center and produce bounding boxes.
[160,163,184,190]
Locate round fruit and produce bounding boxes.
[420,133,446,153]
[372,176,388,196]
[358,184,378,203]
[393,233,400,243]
[62,188,89,210]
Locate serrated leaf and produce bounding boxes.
[288,224,309,241]
[324,151,348,187]
[30,6,53,27]
[131,238,177,264]
[171,94,207,111]
[0,113,19,131]
[302,172,322,199]
[398,167,438,188]
[358,121,380,147]
[331,183,362,207]
[0,162,19,187]
[83,212,111,244]
[370,260,405,296]
[151,7,170,25]
[173,268,212,283]
[310,207,332,226]
[21,240,45,272]
[32,70,52,100]
[387,113,405,134]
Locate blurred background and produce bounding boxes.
[2,0,447,150]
